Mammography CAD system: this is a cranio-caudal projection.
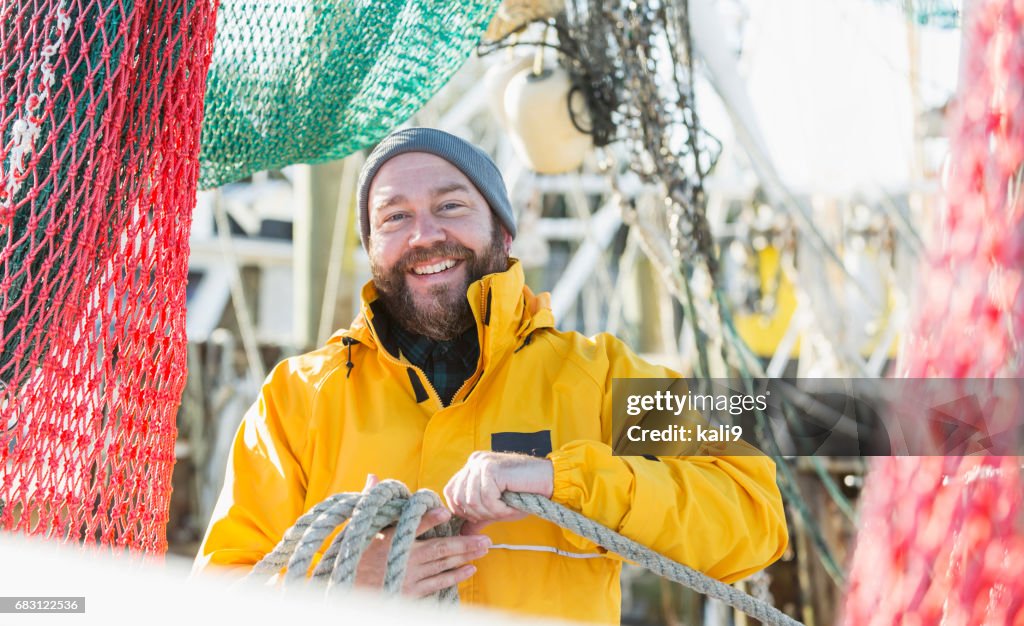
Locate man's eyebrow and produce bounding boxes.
[431,182,472,198]
[374,194,407,212]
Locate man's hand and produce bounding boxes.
[443,452,554,535]
[355,475,490,598]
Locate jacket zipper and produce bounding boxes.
[448,283,492,405]
[372,343,445,407]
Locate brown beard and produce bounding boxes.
[371,224,508,340]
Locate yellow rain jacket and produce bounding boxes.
[195,260,788,623]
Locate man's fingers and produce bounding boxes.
[442,475,463,515]
[415,507,451,536]
[480,475,517,519]
[410,564,477,598]
[459,468,515,522]
[461,466,489,521]
[459,468,478,521]
[445,452,552,527]
[409,535,490,566]
[421,542,489,578]
[363,473,380,492]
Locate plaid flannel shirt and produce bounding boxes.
[390,323,479,406]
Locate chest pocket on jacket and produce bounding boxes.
[491,430,552,458]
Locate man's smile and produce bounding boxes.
[409,258,463,277]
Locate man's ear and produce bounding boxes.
[502,227,513,254]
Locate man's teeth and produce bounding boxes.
[412,259,458,275]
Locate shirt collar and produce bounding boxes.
[389,321,479,369]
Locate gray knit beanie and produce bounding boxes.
[357,127,516,249]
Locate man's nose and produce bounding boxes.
[408,214,446,247]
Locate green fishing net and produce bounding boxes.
[198,0,502,189]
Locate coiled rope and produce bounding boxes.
[247,480,802,626]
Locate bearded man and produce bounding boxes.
[194,128,788,623]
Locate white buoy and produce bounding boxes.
[503,66,593,175]
[483,53,534,129]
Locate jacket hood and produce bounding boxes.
[327,259,554,363]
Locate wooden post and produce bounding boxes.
[292,158,361,351]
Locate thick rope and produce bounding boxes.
[247,480,801,626]
[247,481,462,602]
[502,492,801,626]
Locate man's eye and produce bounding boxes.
[384,213,406,223]
[441,202,461,211]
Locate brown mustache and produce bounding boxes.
[398,243,472,272]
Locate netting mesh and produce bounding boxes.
[843,0,1024,622]
[197,0,502,189]
[0,2,218,552]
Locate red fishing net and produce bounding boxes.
[0,3,218,552]
[843,0,1024,623]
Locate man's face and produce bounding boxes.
[367,152,512,340]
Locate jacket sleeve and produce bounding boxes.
[192,359,312,577]
[545,334,788,584]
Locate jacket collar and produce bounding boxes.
[330,259,554,366]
